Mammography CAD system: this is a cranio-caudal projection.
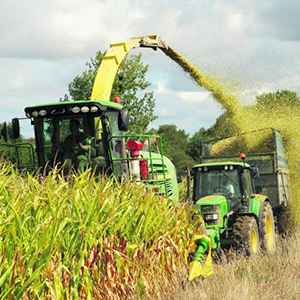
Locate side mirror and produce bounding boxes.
[118,110,129,131]
[1,122,8,142]
[251,167,260,179]
[11,118,20,140]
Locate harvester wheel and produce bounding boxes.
[260,201,276,253]
[233,216,260,257]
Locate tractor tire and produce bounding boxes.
[260,202,276,253]
[233,215,260,257]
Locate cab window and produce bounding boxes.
[243,169,253,197]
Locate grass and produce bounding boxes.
[171,234,300,300]
[0,162,202,299]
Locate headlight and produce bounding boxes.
[72,106,80,113]
[32,111,39,117]
[90,106,98,113]
[204,213,218,221]
[26,112,31,118]
[81,106,89,113]
[39,110,47,117]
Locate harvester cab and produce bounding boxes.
[23,100,127,175]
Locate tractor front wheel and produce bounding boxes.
[260,201,276,253]
[233,216,260,257]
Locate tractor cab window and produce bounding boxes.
[243,169,253,198]
[194,168,242,201]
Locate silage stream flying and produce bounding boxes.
[163,46,300,220]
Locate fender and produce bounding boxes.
[258,198,270,223]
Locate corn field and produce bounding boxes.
[0,163,199,299]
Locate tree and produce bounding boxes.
[155,124,196,173]
[255,90,300,110]
[68,51,157,133]
[186,127,211,162]
[185,112,237,162]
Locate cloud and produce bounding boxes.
[178,91,211,105]
[149,82,222,133]
[1,0,300,138]
[249,0,300,42]
[0,0,136,59]
[155,82,170,95]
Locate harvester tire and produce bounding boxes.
[260,201,276,253]
[233,216,260,257]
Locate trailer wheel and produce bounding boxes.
[276,206,292,236]
[260,202,276,253]
[234,216,260,257]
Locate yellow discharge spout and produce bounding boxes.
[91,34,167,102]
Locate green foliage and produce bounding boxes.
[185,113,235,163]
[152,125,196,173]
[186,127,211,162]
[68,51,157,133]
[205,111,236,139]
[256,90,300,110]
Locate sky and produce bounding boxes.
[1,0,300,137]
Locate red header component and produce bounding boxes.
[127,140,143,150]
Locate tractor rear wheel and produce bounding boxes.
[233,216,260,257]
[260,202,276,253]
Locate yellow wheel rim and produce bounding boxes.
[266,215,274,250]
[251,228,258,253]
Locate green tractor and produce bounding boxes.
[191,158,275,257]
[188,128,290,275]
